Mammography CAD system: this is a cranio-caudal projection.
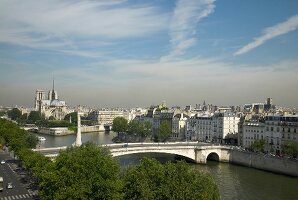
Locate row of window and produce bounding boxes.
[266,127,297,133]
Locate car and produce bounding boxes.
[122,144,128,148]
[7,182,13,189]
[0,160,5,164]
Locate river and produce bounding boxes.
[33,131,298,200]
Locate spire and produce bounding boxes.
[52,76,55,91]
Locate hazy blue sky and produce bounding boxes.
[1,0,298,108]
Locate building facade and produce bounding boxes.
[188,112,240,143]
[34,81,68,120]
[242,114,298,154]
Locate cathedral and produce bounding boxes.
[34,80,68,120]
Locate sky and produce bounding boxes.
[0,0,298,108]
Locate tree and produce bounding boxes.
[141,121,152,139]
[250,139,266,152]
[282,141,298,158]
[25,133,38,149]
[123,158,220,200]
[48,116,55,120]
[64,112,77,124]
[28,111,42,123]
[38,142,123,200]
[8,108,22,120]
[159,121,172,142]
[112,117,128,133]
[127,120,141,135]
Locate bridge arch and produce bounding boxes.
[206,152,219,162]
[110,147,197,163]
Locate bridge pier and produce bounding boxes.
[195,147,232,164]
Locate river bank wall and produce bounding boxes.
[38,125,107,136]
[230,150,298,177]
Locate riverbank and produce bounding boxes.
[37,125,108,136]
[230,150,298,177]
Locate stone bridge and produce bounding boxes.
[34,142,233,164]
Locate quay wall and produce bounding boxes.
[230,150,298,177]
[38,125,106,136]
[38,127,73,136]
[81,125,105,132]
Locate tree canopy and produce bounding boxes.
[250,139,266,152]
[8,108,22,120]
[38,142,123,200]
[282,141,298,158]
[112,117,128,133]
[28,111,43,123]
[158,121,172,142]
[123,158,220,200]
[64,112,77,124]
[127,120,152,138]
[0,118,38,151]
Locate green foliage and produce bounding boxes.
[112,117,128,133]
[82,120,96,126]
[25,133,39,149]
[123,158,220,200]
[282,141,298,158]
[64,112,77,124]
[158,121,172,142]
[39,142,123,200]
[0,111,6,117]
[127,120,152,139]
[18,148,51,175]
[250,139,266,152]
[48,116,55,120]
[8,108,22,120]
[0,119,38,151]
[28,111,43,123]
[37,119,73,128]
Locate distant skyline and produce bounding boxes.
[1,0,298,108]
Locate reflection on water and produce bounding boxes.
[33,132,298,200]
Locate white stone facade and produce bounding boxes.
[188,112,240,143]
[34,85,69,120]
[242,115,298,154]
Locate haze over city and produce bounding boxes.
[1,0,298,108]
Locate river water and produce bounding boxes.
[34,131,298,200]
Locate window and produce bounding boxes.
[288,128,291,133]
[271,127,274,131]
[277,127,280,132]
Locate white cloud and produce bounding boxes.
[234,15,298,56]
[0,0,169,56]
[162,0,215,60]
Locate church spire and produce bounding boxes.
[52,76,55,91]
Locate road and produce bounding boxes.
[0,150,33,200]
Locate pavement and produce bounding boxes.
[0,150,37,200]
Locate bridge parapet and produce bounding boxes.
[34,143,233,164]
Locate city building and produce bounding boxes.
[188,112,240,144]
[242,114,298,154]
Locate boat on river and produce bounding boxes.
[38,136,46,141]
